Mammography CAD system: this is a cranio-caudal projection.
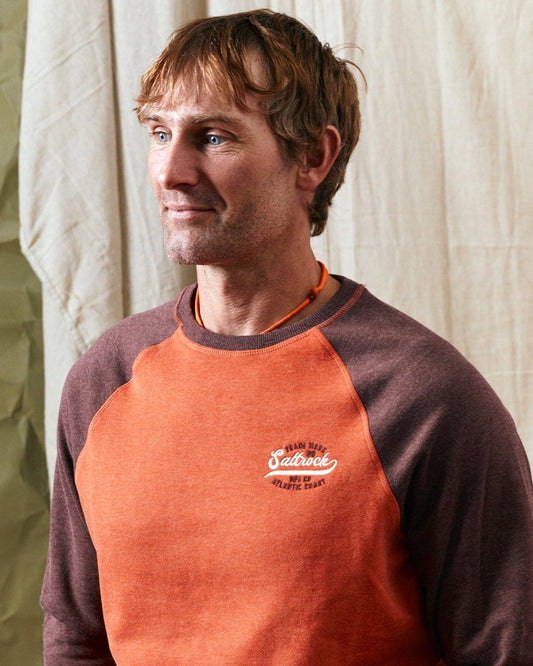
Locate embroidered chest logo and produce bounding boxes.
[265,442,338,491]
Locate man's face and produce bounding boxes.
[145,82,305,267]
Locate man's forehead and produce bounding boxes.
[141,80,264,124]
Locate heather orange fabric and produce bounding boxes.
[75,326,438,664]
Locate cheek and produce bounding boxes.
[147,154,159,191]
[224,156,280,192]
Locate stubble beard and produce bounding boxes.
[161,206,257,267]
[162,217,234,266]
[159,191,229,265]
[161,195,290,268]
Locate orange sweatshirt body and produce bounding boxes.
[42,278,533,665]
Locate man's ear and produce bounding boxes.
[296,125,341,192]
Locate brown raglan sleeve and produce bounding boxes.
[400,368,533,665]
[41,360,115,664]
[40,299,179,664]
[323,288,533,665]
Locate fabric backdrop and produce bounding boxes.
[20,0,532,480]
[1,1,49,663]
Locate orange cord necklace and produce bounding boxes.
[194,261,329,334]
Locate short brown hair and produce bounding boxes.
[136,9,363,236]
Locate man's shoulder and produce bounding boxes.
[64,296,181,397]
[95,297,179,349]
[328,285,467,368]
[57,296,185,455]
[325,284,504,414]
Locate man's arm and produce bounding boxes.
[41,364,115,664]
[324,289,533,664]
[41,299,178,663]
[403,366,533,664]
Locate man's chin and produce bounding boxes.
[164,243,220,266]
[165,248,198,265]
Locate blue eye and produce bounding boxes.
[151,130,169,143]
[206,134,224,146]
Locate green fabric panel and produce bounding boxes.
[0,1,49,665]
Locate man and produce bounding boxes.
[41,10,533,665]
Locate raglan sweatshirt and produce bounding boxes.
[41,277,533,665]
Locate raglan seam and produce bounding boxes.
[75,333,177,478]
[313,327,403,527]
[317,282,366,330]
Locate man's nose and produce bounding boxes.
[156,139,199,190]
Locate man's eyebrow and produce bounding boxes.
[190,113,246,128]
[138,112,164,125]
[142,114,162,123]
[141,112,246,128]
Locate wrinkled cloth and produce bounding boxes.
[19,1,533,476]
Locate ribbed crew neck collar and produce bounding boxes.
[174,276,361,351]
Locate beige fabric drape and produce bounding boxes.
[20,0,532,476]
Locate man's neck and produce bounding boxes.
[194,250,340,336]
